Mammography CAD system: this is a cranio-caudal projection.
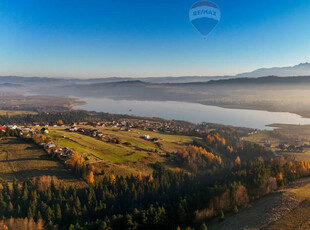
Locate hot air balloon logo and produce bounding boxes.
[189,1,221,38]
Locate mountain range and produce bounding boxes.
[1,62,310,84]
[236,62,310,78]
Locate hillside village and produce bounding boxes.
[2,118,310,165]
[0,118,208,168]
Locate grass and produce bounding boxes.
[94,126,200,153]
[0,110,37,117]
[46,126,201,176]
[266,179,310,230]
[46,129,148,163]
[267,199,310,230]
[280,150,310,161]
[244,130,284,147]
[48,126,200,164]
[0,137,84,187]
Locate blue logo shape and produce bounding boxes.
[189,1,221,38]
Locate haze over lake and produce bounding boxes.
[75,97,310,130]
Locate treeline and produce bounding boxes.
[0,111,132,126]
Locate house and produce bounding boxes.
[287,145,296,152]
[296,146,304,153]
[91,130,98,137]
[45,143,56,149]
[55,147,73,158]
[19,127,32,133]
[151,137,161,143]
[77,128,85,133]
[279,144,287,151]
[7,125,17,130]
[41,128,49,134]
[264,140,271,147]
[67,127,77,132]
[140,135,150,140]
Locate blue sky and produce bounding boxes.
[0,0,310,78]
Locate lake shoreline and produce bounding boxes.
[73,97,310,130]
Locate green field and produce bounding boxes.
[0,137,83,187]
[47,130,147,163]
[94,126,199,153]
[46,126,201,176]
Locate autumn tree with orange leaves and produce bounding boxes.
[87,171,95,185]
[235,156,241,165]
[176,145,222,173]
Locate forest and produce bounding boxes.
[0,119,307,230]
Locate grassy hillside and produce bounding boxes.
[46,126,201,177]
[266,179,310,230]
[47,129,147,163]
[266,199,310,230]
[0,137,83,187]
[208,177,310,230]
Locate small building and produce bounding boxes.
[45,143,56,149]
[67,127,77,132]
[140,135,150,140]
[151,137,161,143]
[264,140,271,147]
[41,128,49,134]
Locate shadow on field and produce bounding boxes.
[0,167,78,180]
[0,157,47,163]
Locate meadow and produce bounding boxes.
[46,126,201,176]
[0,137,83,187]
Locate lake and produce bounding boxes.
[75,97,310,130]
